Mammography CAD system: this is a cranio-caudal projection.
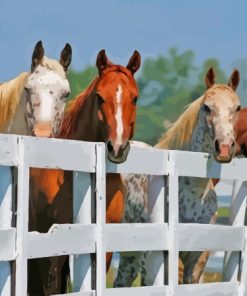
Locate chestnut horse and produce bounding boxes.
[29,49,141,295]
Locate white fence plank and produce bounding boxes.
[15,138,29,296]
[73,172,93,292]
[104,223,168,252]
[170,150,247,180]
[0,166,14,295]
[106,144,168,175]
[0,135,18,166]
[23,137,96,172]
[104,286,169,296]
[53,291,95,296]
[96,143,106,296]
[168,152,179,293]
[28,224,95,258]
[176,282,238,296]
[0,228,16,260]
[179,224,245,251]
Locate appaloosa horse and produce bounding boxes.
[114,68,241,287]
[0,40,72,296]
[0,40,71,137]
[30,49,141,295]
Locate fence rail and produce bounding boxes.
[0,134,246,295]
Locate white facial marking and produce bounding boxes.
[39,91,55,122]
[115,84,123,146]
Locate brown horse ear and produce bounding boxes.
[228,69,240,91]
[31,40,44,72]
[205,67,215,89]
[127,50,141,75]
[96,49,109,75]
[60,43,72,72]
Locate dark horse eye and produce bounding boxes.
[203,104,211,113]
[132,97,138,105]
[97,94,104,106]
[236,105,241,112]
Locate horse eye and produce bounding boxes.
[132,97,138,105]
[236,105,241,112]
[203,104,211,113]
[97,94,104,106]
[64,91,70,98]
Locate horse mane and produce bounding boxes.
[156,95,205,149]
[41,56,66,78]
[59,77,99,139]
[0,72,29,132]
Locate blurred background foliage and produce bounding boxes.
[67,48,235,145]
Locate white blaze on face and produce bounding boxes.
[115,84,124,147]
[39,90,55,122]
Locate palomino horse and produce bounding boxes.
[30,49,141,295]
[0,40,71,137]
[114,68,241,287]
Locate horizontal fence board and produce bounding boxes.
[53,291,95,296]
[105,286,169,296]
[104,223,168,252]
[28,224,95,258]
[179,224,245,251]
[0,134,18,166]
[170,150,247,180]
[107,142,168,175]
[22,136,96,172]
[176,282,238,296]
[0,228,16,260]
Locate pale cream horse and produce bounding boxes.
[114,68,241,286]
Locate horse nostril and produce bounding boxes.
[231,141,235,148]
[215,140,220,153]
[107,141,114,152]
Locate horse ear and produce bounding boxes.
[127,50,141,75]
[31,40,44,72]
[96,49,109,75]
[205,67,215,89]
[228,69,240,91]
[60,43,72,72]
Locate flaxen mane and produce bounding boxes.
[156,95,204,149]
[0,72,29,132]
[59,77,99,139]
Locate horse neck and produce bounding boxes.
[73,88,104,142]
[179,108,214,203]
[191,108,214,154]
[6,92,28,135]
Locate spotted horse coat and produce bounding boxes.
[114,108,219,287]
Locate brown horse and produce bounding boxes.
[186,107,247,284]
[29,49,141,295]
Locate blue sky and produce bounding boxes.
[0,0,247,80]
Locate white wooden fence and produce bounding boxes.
[0,134,246,295]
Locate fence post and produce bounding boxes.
[168,151,179,295]
[72,171,92,292]
[95,143,106,296]
[223,180,247,282]
[15,137,29,296]
[145,175,166,285]
[0,165,13,295]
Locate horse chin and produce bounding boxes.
[107,142,130,164]
[214,153,233,163]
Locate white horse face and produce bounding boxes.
[25,41,72,137]
[203,68,241,163]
